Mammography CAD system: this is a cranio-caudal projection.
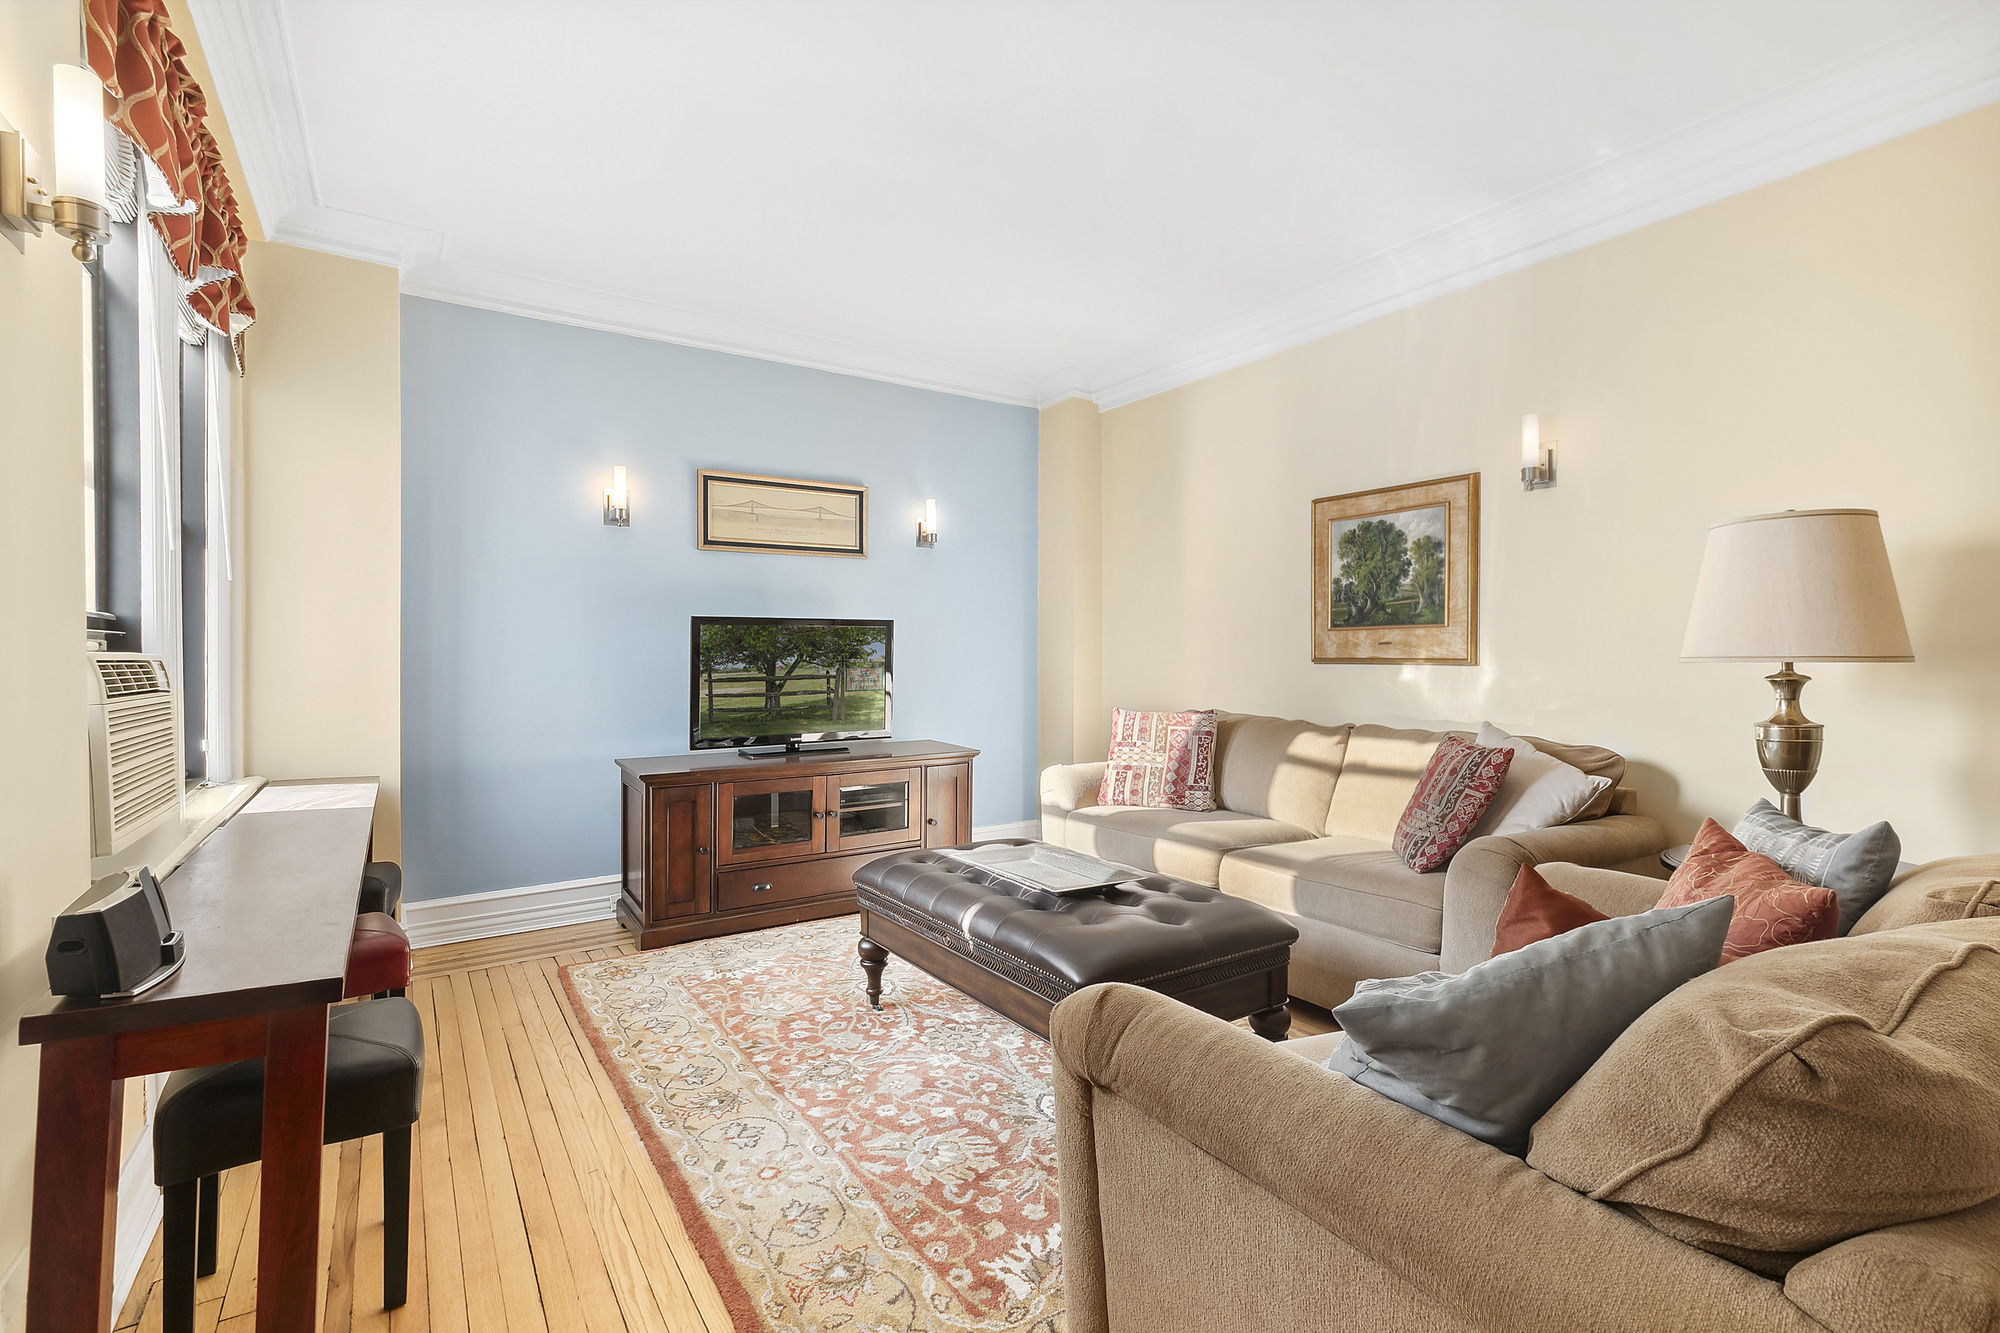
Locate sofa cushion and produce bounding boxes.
[1064,807,1317,887]
[1519,734,1626,819]
[1218,838,1443,953]
[1392,736,1514,873]
[1099,707,1219,811]
[1211,713,1351,835]
[1490,864,1610,957]
[1658,819,1839,962]
[1328,896,1734,1154]
[1528,918,2000,1277]
[1850,854,2000,936]
[1733,798,1901,935]
[1323,725,1449,843]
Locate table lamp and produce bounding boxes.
[1680,509,1912,820]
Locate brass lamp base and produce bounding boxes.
[1755,663,1823,821]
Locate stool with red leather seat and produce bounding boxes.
[347,911,410,998]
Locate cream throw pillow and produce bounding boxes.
[1470,723,1612,838]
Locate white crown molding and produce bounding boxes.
[190,0,2000,416]
[1083,3,2000,410]
[1031,367,1092,409]
[399,259,1040,405]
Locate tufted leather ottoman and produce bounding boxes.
[852,839,1300,1040]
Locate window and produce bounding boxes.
[87,208,237,782]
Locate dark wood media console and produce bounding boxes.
[615,740,979,949]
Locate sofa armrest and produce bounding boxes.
[1536,862,1671,919]
[1040,761,1106,813]
[1052,983,1814,1333]
[1439,814,1669,971]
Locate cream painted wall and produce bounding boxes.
[0,2,96,1307]
[1038,396,1103,769]
[1075,103,2000,859]
[239,241,403,856]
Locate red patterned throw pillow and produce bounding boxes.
[1392,736,1514,873]
[1097,708,1219,811]
[1490,864,1612,957]
[1656,819,1839,962]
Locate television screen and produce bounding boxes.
[690,617,892,749]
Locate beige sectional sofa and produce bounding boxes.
[1052,855,2000,1332]
[1040,712,1668,1007]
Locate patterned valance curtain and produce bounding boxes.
[85,0,256,370]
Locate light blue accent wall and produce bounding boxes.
[401,297,1038,903]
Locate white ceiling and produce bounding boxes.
[190,0,2000,407]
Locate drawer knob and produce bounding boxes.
[752,882,773,893]
[926,817,938,826]
[696,846,709,856]
[813,811,825,820]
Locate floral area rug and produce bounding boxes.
[561,916,1064,1333]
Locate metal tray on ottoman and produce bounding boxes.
[851,840,1300,1040]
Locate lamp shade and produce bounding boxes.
[51,64,106,208]
[1681,509,1912,662]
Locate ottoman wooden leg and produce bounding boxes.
[1248,1004,1292,1042]
[858,937,890,1010]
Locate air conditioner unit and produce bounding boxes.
[87,653,184,857]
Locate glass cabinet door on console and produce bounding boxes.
[717,775,825,865]
[825,767,922,853]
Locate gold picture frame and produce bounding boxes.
[1312,472,1479,664]
[696,470,869,559]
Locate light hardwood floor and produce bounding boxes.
[112,916,1338,1332]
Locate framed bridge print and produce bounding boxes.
[1312,472,1479,665]
[697,470,869,558]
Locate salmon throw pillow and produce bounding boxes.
[1490,865,1612,957]
[1097,708,1219,811]
[1656,819,1838,962]
[1392,736,1514,873]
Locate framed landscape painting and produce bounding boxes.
[696,470,869,558]
[1312,472,1479,664]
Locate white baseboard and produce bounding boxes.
[113,1133,160,1322]
[402,874,622,949]
[404,820,1043,950]
[971,820,1039,842]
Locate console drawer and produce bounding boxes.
[717,852,879,912]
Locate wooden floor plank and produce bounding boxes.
[447,970,551,1333]
[429,975,512,1332]
[507,967,684,1333]
[218,1169,262,1320]
[407,979,460,1333]
[464,968,589,1333]
[534,957,734,1333]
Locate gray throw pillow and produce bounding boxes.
[1327,896,1734,1155]
[1733,799,1901,935]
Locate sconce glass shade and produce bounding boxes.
[603,465,630,526]
[1520,415,1540,470]
[923,498,937,532]
[1680,509,1912,662]
[610,466,627,509]
[52,64,105,208]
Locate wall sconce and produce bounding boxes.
[603,466,629,526]
[0,66,109,261]
[1520,414,1556,491]
[916,498,938,548]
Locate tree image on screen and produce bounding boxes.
[696,624,889,741]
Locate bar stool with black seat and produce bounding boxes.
[153,993,424,1333]
[359,860,402,918]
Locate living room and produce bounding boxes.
[2,2,1997,1331]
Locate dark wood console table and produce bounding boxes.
[18,787,376,1333]
[616,740,977,949]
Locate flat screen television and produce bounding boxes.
[690,616,892,755]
